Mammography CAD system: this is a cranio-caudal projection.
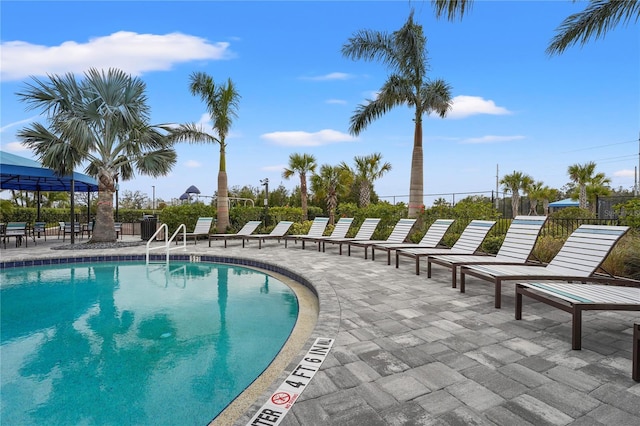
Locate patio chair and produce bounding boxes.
[370,219,455,265]
[515,278,640,351]
[298,217,354,251]
[284,217,329,248]
[345,218,417,259]
[183,217,214,245]
[61,222,80,242]
[208,220,262,247]
[114,222,123,239]
[427,216,547,288]
[32,221,47,241]
[459,224,631,309]
[240,220,293,249]
[2,222,28,248]
[319,218,381,255]
[395,220,497,275]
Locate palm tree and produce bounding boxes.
[500,171,533,217]
[568,162,598,209]
[168,72,240,233]
[342,11,453,218]
[17,68,177,242]
[340,153,392,208]
[310,164,350,224]
[282,153,317,220]
[586,172,612,214]
[432,0,639,55]
[539,185,560,216]
[524,180,544,215]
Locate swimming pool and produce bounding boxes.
[0,260,300,425]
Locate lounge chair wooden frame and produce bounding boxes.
[370,219,455,265]
[395,220,497,275]
[515,279,640,352]
[459,225,631,309]
[427,216,547,288]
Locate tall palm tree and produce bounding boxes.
[17,68,177,242]
[282,153,317,220]
[342,11,453,218]
[568,161,598,209]
[340,153,392,208]
[432,0,639,55]
[168,72,240,233]
[310,164,350,224]
[500,171,533,217]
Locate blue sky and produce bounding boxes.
[1,1,638,206]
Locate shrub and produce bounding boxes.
[481,235,504,255]
[601,231,640,279]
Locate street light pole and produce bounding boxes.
[152,185,156,214]
[260,178,269,226]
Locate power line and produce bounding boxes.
[561,139,636,153]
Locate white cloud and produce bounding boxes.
[461,135,526,144]
[445,95,512,119]
[0,116,41,133]
[2,141,30,152]
[326,99,347,105]
[1,31,233,81]
[614,169,636,177]
[261,129,357,147]
[184,160,202,168]
[262,164,286,172]
[300,72,352,81]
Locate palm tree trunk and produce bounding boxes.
[579,184,587,209]
[359,181,371,208]
[511,192,520,217]
[217,146,230,232]
[408,119,424,218]
[300,173,308,221]
[92,172,117,242]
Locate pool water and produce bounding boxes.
[0,261,299,425]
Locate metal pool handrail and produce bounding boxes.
[146,223,187,264]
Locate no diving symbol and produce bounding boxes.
[271,392,291,405]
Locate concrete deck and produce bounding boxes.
[1,234,639,425]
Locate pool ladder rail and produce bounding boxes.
[146,223,187,264]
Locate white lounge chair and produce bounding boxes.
[240,220,293,249]
[459,224,631,308]
[208,220,262,247]
[427,216,547,288]
[297,217,354,251]
[320,218,381,255]
[184,217,214,245]
[370,219,455,265]
[395,220,497,275]
[346,218,417,259]
[284,217,329,248]
[515,279,640,350]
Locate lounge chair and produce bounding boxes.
[2,222,28,248]
[208,220,262,247]
[184,217,214,245]
[284,217,329,248]
[370,219,455,265]
[240,220,293,249]
[459,224,631,308]
[345,218,417,259]
[427,216,547,288]
[319,218,381,255]
[515,279,640,351]
[395,220,497,275]
[298,217,354,251]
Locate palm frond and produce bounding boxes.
[421,78,454,118]
[547,0,640,55]
[166,123,219,144]
[432,0,472,21]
